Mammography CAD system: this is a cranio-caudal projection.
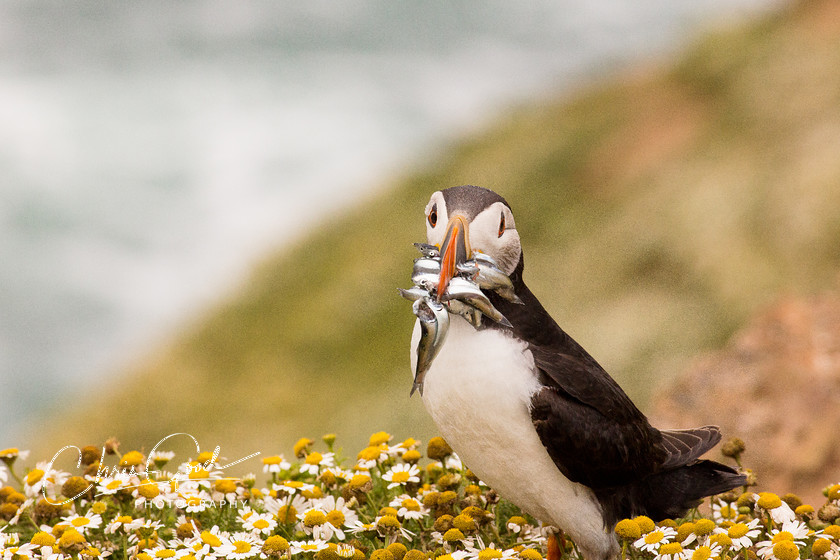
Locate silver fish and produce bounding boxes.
[398,286,430,302]
[414,243,440,258]
[411,271,441,293]
[445,299,482,328]
[475,262,522,304]
[413,256,441,275]
[441,277,512,328]
[411,297,449,396]
[472,251,499,268]
[455,262,479,279]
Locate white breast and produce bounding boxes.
[410,316,615,560]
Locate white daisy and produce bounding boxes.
[718,519,762,551]
[61,512,103,535]
[262,455,291,474]
[105,515,144,534]
[273,480,316,496]
[299,452,336,476]
[216,531,262,559]
[683,543,722,560]
[711,501,738,524]
[390,495,427,520]
[316,495,358,541]
[755,520,810,558]
[381,464,421,489]
[463,542,518,560]
[289,539,329,555]
[633,527,677,554]
[241,512,277,536]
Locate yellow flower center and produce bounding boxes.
[478,550,503,560]
[659,543,682,555]
[391,471,411,483]
[634,516,655,534]
[357,446,384,461]
[26,468,45,485]
[772,531,794,544]
[614,519,641,539]
[710,534,732,547]
[283,480,304,489]
[253,519,270,530]
[772,541,800,560]
[813,539,832,556]
[155,550,176,558]
[304,510,327,527]
[116,516,134,524]
[327,510,346,526]
[306,452,324,465]
[72,517,91,527]
[728,523,749,538]
[215,479,237,494]
[200,531,222,547]
[119,450,145,467]
[233,541,252,554]
[401,498,420,511]
[369,431,392,446]
[0,447,19,456]
[824,525,840,539]
[693,519,715,536]
[106,480,122,490]
[91,501,107,514]
[138,480,160,499]
[263,455,284,465]
[188,468,209,479]
[758,492,782,510]
[719,504,736,519]
[293,438,313,457]
[644,531,665,545]
[301,544,321,551]
[691,546,712,560]
[30,532,56,546]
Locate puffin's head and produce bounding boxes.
[424,185,522,295]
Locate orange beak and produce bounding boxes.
[437,214,471,300]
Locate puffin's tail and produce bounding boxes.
[634,459,746,521]
[596,426,746,528]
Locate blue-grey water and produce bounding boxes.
[0,1,778,443]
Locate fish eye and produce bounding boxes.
[428,204,438,227]
[498,212,505,237]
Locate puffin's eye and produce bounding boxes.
[498,212,506,237]
[428,204,438,227]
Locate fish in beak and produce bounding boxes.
[437,214,471,300]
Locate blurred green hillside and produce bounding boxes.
[31,0,840,463]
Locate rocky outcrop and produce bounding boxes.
[651,282,840,505]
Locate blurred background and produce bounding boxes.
[3,0,839,502]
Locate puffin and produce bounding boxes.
[409,185,745,560]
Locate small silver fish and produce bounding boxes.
[411,271,441,293]
[455,262,479,279]
[472,251,499,268]
[413,256,441,276]
[445,299,482,328]
[474,262,522,304]
[398,286,430,302]
[414,243,440,258]
[411,297,449,396]
[442,277,512,328]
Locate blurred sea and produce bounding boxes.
[0,1,777,442]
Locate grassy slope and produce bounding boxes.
[31,0,840,462]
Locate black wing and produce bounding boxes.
[485,274,716,490]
